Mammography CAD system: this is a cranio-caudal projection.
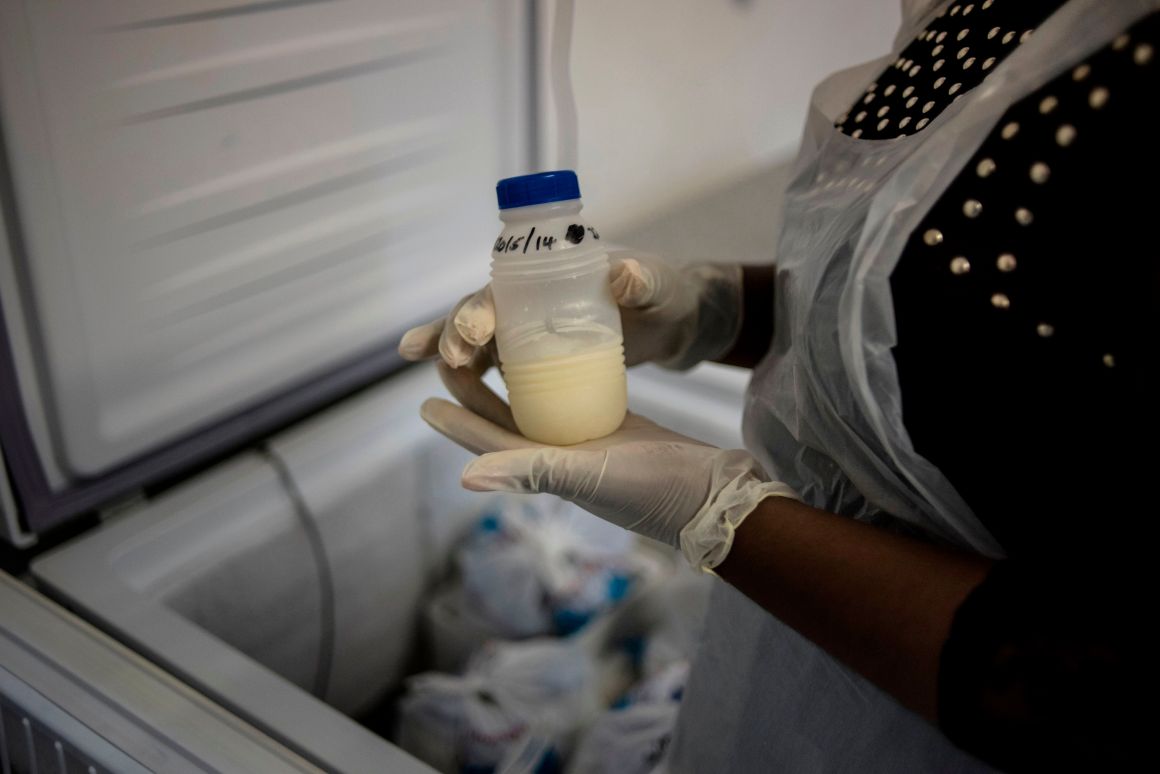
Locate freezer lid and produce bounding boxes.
[0,0,531,535]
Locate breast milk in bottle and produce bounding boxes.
[490,170,627,445]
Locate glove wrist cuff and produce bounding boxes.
[678,465,800,573]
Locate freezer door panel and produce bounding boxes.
[0,0,524,477]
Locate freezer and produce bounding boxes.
[0,4,745,767]
[0,0,896,770]
[24,360,743,773]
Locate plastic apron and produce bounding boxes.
[664,0,1159,771]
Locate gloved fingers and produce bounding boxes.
[451,285,496,348]
[609,256,662,308]
[436,356,519,434]
[438,292,482,368]
[398,317,445,361]
[465,337,501,376]
[461,447,610,502]
[400,284,494,365]
[420,397,542,456]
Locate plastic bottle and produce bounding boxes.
[491,170,626,445]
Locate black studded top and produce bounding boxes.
[838,1,1157,770]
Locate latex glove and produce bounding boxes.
[397,251,742,371]
[423,359,799,572]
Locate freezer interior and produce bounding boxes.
[31,360,746,773]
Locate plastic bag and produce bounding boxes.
[565,703,680,774]
[397,673,539,774]
[423,496,674,674]
[401,529,706,772]
[397,637,616,773]
[497,732,563,774]
[577,565,711,679]
[455,497,646,639]
[422,583,509,674]
[565,657,689,774]
[457,511,553,638]
[620,661,689,707]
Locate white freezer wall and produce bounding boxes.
[560,0,901,233]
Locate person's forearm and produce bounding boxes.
[716,264,775,368]
[716,494,991,721]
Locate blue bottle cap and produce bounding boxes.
[496,170,580,210]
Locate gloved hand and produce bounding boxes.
[422,359,799,572]
[397,251,742,371]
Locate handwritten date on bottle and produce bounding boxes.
[494,224,600,254]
